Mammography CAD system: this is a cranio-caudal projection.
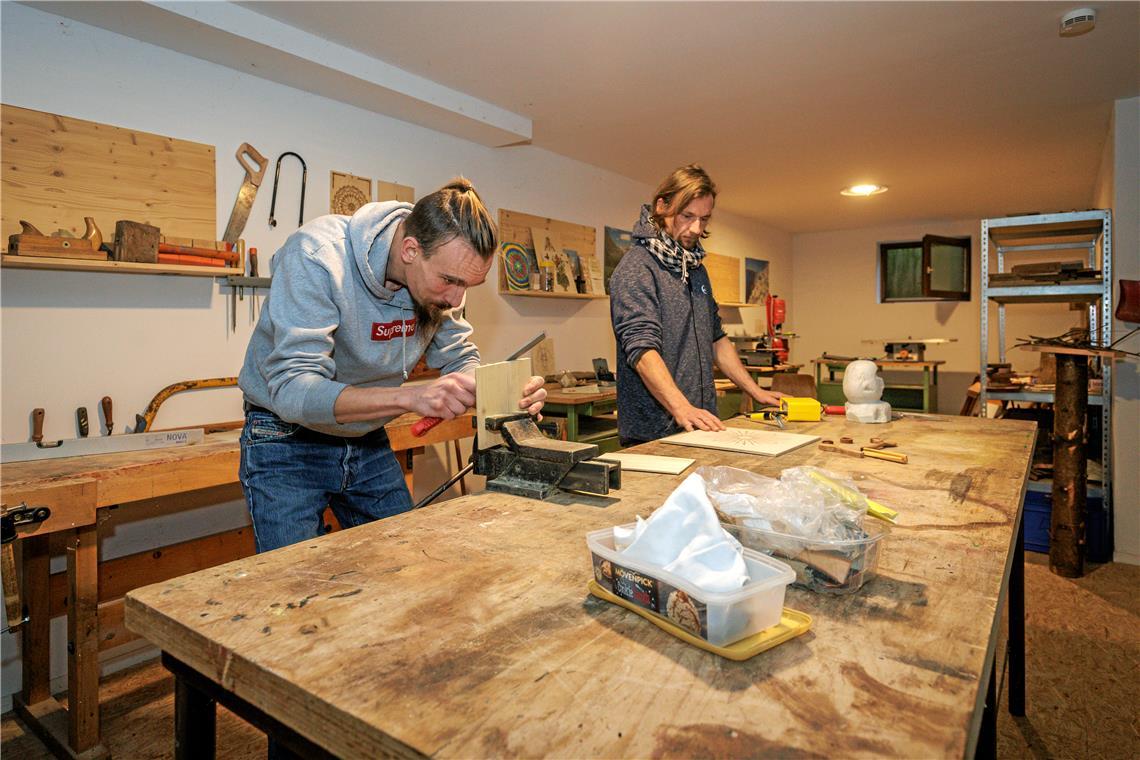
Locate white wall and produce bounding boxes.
[1097,97,1140,564]
[0,3,793,701]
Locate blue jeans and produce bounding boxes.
[239,407,413,553]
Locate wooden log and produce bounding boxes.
[113,220,161,263]
[1050,352,1087,578]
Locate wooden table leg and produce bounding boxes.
[174,670,216,760]
[68,522,101,753]
[974,659,998,759]
[1009,513,1026,716]
[19,534,51,705]
[15,529,109,760]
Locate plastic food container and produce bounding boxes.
[721,519,888,594]
[586,525,795,647]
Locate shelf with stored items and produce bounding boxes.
[1,250,243,278]
[979,209,1113,566]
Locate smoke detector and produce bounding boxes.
[1060,7,1096,37]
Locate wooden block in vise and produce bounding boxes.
[114,220,161,263]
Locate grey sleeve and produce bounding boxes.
[261,249,348,425]
[610,258,661,369]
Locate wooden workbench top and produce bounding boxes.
[126,414,1035,759]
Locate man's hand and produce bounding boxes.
[671,401,726,432]
[752,389,785,408]
[408,373,476,419]
[519,375,547,416]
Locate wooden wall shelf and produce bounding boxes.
[1,255,240,277]
[498,288,606,300]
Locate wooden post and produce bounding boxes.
[1050,352,1087,578]
[68,523,102,751]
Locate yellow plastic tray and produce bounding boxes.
[587,580,811,661]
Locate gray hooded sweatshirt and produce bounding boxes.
[238,201,480,437]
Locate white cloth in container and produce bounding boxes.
[614,472,749,592]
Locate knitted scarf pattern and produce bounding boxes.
[632,204,707,283]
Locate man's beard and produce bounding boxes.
[413,299,445,331]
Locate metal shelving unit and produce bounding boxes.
[980,210,1113,545]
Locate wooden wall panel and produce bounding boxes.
[1,104,216,241]
[497,209,597,291]
[704,252,743,305]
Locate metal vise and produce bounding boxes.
[474,413,620,500]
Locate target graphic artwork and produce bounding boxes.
[501,242,532,290]
[330,171,372,216]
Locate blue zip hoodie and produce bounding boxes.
[238,201,480,437]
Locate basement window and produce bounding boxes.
[879,235,971,302]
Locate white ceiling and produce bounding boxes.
[39,2,1140,233]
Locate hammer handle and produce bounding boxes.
[101,396,114,435]
[411,416,443,437]
[32,408,44,444]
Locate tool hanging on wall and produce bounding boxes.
[222,143,268,244]
[134,377,238,433]
[76,407,89,438]
[249,248,260,321]
[101,396,114,435]
[269,152,307,229]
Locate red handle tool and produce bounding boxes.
[823,405,845,415]
[411,416,443,436]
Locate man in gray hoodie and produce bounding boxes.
[239,179,546,552]
[610,165,782,444]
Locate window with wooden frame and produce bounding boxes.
[879,235,971,302]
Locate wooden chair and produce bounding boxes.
[770,373,817,398]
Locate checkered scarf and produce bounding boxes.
[632,204,706,283]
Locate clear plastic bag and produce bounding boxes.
[696,465,885,593]
[697,465,867,541]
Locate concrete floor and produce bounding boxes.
[4,552,1137,758]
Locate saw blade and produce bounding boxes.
[223,180,259,244]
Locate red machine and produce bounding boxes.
[766,294,789,363]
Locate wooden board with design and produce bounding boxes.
[1,104,216,241]
[330,171,372,215]
[498,209,597,295]
[660,428,820,456]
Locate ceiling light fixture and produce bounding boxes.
[1060,7,1096,37]
[841,184,888,197]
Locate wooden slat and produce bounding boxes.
[1,104,216,242]
[704,251,742,304]
[67,524,100,751]
[19,535,52,705]
[3,479,98,537]
[48,526,256,617]
[474,359,532,449]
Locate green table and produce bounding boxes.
[812,358,944,412]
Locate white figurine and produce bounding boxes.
[843,360,891,423]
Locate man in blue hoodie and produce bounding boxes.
[610,164,782,445]
[238,178,546,552]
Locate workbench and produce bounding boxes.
[1,412,473,759]
[125,413,1035,759]
[814,358,944,412]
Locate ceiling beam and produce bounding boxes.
[24,0,533,148]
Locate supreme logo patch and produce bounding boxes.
[371,319,416,341]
